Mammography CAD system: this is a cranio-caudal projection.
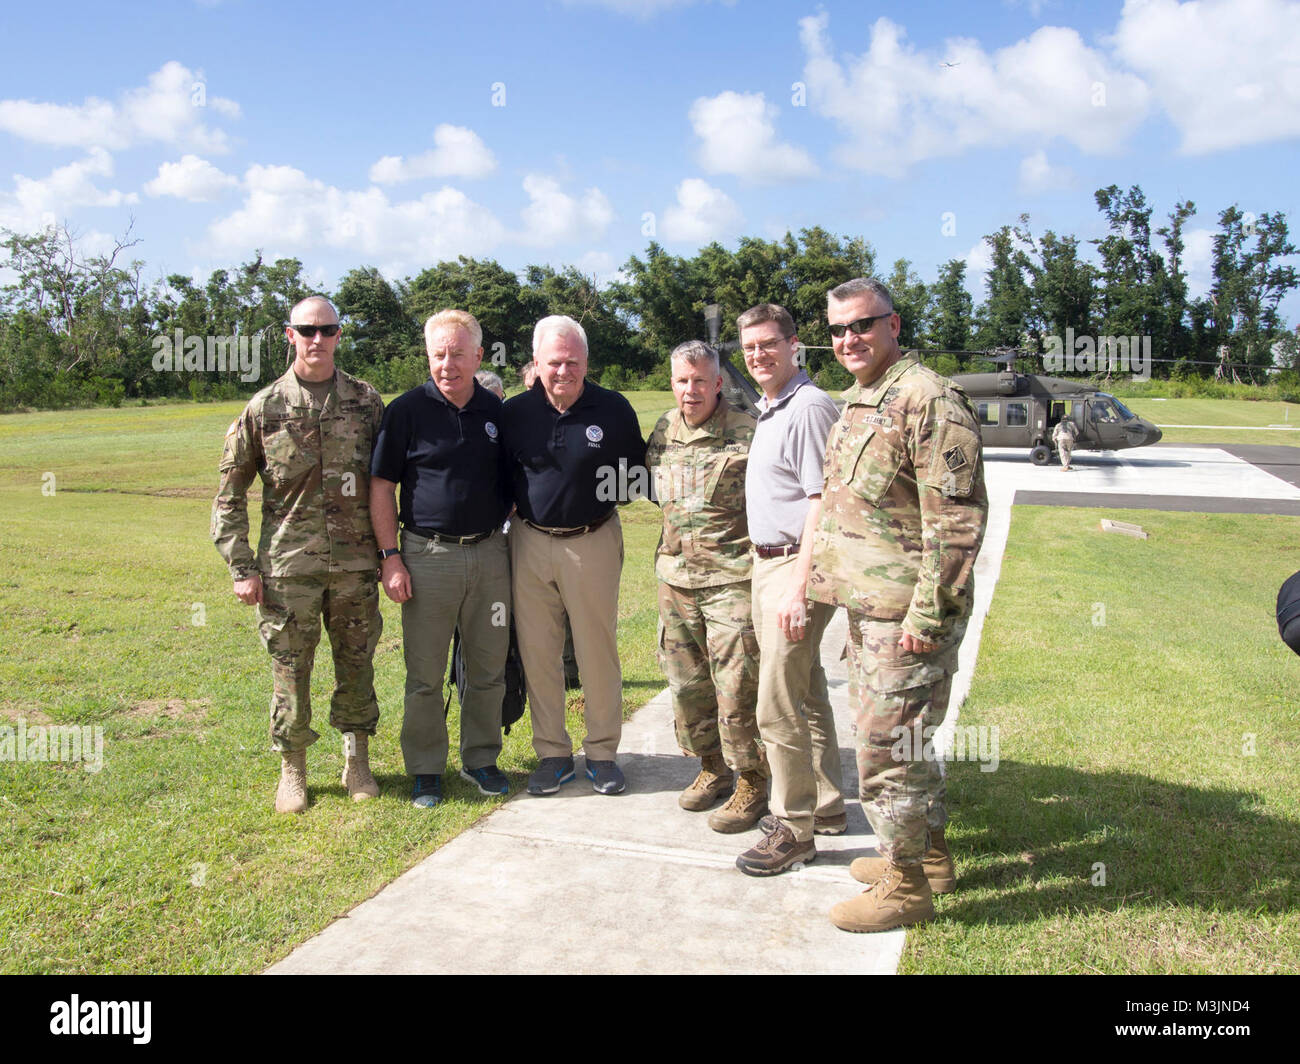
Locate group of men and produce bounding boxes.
[212,276,987,934]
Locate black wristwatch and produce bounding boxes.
[378,547,400,561]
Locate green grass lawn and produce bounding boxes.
[902,507,1300,974]
[1118,396,1300,446]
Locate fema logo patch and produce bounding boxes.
[943,446,967,472]
[485,421,498,440]
[586,425,604,443]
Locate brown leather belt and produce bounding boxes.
[403,525,495,545]
[521,510,615,538]
[754,542,800,559]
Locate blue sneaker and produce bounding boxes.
[586,759,626,795]
[411,774,442,808]
[527,757,575,795]
[460,764,509,796]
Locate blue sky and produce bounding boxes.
[1,0,1298,326]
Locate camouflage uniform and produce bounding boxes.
[809,355,987,865]
[212,368,385,752]
[646,397,761,771]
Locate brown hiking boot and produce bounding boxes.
[814,812,848,835]
[679,753,733,811]
[735,817,815,877]
[830,861,933,933]
[849,826,956,894]
[275,749,308,814]
[708,769,769,833]
[341,732,379,801]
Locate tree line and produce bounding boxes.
[0,183,1295,411]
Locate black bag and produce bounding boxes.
[446,622,528,733]
[1278,570,1300,656]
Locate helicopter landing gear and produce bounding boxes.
[1030,444,1052,466]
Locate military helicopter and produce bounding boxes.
[952,350,1162,465]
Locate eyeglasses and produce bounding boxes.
[828,312,892,338]
[740,336,792,357]
[286,323,341,338]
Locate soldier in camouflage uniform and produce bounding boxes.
[212,295,386,814]
[646,341,767,832]
[808,277,987,932]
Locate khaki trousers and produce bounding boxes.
[510,515,624,762]
[752,554,844,841]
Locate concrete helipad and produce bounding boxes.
[269,442,1298,975]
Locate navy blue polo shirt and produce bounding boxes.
[500,379,647,528]
[370,379,511,535]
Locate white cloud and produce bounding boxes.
[1112,0,1300,153]
[1018,149,1074,193]
[1180,226,1217,300]
[518,174,614,245]
[368,124,497,183]
[0,61,239,153]
[144,155,239,201]
[798,12,1151,176]
[964,239,994,302]
[205,164,506,271]
[689,91,818,182]
[661,178,743,243]
[0,148,138,231]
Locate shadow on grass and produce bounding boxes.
[940,759,1299,922]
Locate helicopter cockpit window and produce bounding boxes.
[978,402,999,425]
[1097,393,1137,421]
[1091,395,1131,423]
[1007,401,1028,427]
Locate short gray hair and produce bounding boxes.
[828,277,894,310]
[474,369,504,397]
[533,314,588,357]
[425,308,483,350]
[669,340,720,374]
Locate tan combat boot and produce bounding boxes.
[275,749,308,814]
[679,753,733,811]
[341,732,380,801]
[708,767,769,833]
[830,861,934,933]
[849,826,956,894]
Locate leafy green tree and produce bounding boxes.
[405,256,529,365]
[885,258,928,349]
[1209,206,1299,372]
[334,266,418,365]
[973,221,1032,349]
[926,259,974,359]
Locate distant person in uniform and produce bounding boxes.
[733,303,846,877]
[212,295,385,813]
[810,277,987,933]
[1053,417,1078,471]
[500,315,647,797]
[370,310,513,809]
[646,340,767,832]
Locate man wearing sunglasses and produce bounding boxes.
[213,295,386,814]
[808,277,987,933]
[732,303,846,878]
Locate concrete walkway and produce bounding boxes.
[269,444,1298,976]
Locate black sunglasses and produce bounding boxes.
[828,312,892,338]
[286,323,341,338]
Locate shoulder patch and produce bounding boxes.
[225,419,239,438]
